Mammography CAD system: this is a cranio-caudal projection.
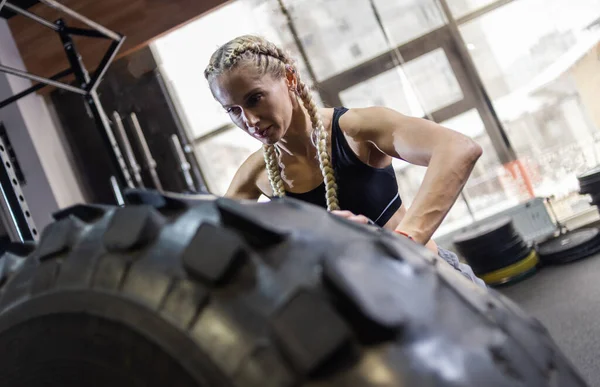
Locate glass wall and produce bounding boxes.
[458,0,600,220]
[152,0,600,237]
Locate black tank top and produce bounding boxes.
[285,107,402,227]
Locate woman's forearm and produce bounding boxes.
[395,138,482,244]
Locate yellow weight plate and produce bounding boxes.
[480,250,539,285]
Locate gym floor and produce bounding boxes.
[500,253,600,386]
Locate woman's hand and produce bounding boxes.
[331,210,440,255]
[330,210,373,225]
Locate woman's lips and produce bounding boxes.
[256,125,272,138]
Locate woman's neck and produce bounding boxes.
[276,103,316,158]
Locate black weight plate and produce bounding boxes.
[457,231,524,257]
[577,166,600,184]
[539,232,600,264]
[537,228,600,258]
[460,236,528,264]
[550,242,600,264]
[579,180,600,195]
[466,244,533,276]
[453,217,514,247]
[494,240,531,261]
[590,196,600,207]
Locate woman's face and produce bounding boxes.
[210,64,295,145]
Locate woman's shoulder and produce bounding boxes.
[224,148,268,199]
[318,106,360,138]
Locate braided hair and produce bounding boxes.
[205,35,339,211]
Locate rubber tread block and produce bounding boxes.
[36,218,78,261]
[216,197,287,248]
[103,206,164,252]
[52,204,108,223]
[270,287,353,375]
[182,222,248,284]
[323,251,409,329]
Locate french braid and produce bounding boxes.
[263,143,285,197]
[205,36,339,211]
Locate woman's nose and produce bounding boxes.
[242,109,260,127]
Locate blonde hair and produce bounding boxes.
[205,35,339,211]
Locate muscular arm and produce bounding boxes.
[224,150,265,200]
[340,106,483,244]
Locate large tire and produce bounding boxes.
[0,192,588,387]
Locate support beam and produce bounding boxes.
[39,0,121,40]
[437,0,517,164]
[3,2,58,31]
[457,0,517,25]
[0,64,85,95]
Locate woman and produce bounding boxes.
[204,35,485,286]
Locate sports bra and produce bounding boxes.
[285,107,402,227]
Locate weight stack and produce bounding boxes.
[578,167,600,210]
[452,217,538,287]
[536,228,600,264]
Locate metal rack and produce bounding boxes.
[0,0,128,242]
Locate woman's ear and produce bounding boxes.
[285,65,298,91]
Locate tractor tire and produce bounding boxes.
[0,192,588,387]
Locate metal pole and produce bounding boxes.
[276,0,321,90]
[0,179,23,242]
[3,2,60,31]
[112,111,144,188]
[57,20,133,191]
[110,176,125,206]
[129,112,163,191]
[88,91,134,188]
[0,130,37,242]
[170,134,195,192]
[88,38,125,93]
[0,68,73,110]
[39,0,121,41]
[436,0,517,164]
[0,64,86,95]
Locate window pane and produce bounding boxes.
[269,0,447,81]
[371,0,446,46]
[340,68,414,115]
[460,0,600,220]
[448,0,499,19]
[403,48,464,113]
[339,48,464,116]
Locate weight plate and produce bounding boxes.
[464,241,533,276]
[589,193,600,204]
[453,217,514,247]
[551,242,600,264]
[494,239,531,261]
[579,180,600,195]
[577,166,600,184]
[455,230,522,254]
[538,230,600,264]
[537,228,600,257]
[480,250,539,286]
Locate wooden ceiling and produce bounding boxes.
[6,0,229,81]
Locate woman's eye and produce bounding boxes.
[248,94,262,106]
[226,107,240,115]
